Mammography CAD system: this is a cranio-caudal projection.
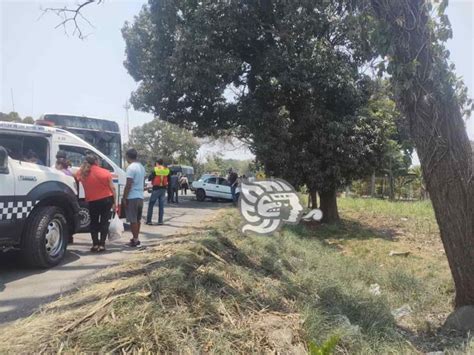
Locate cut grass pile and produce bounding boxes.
[1,198,472,354]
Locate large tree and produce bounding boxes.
[368,0,474,310]
[126,118,199,166]
[123,0,389,222]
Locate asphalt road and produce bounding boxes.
[0,195,228,325]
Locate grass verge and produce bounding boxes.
[0,198,472,353]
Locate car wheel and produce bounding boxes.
[21,206,69,268]
[196,189,206,202]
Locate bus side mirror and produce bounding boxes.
[0,146,9,174]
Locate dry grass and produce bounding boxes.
[1,198,473,354]
[0,235,309,354]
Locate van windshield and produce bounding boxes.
[67,129,121,167]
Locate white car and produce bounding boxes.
[192,176,240,202]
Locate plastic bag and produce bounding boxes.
[109,214,124,241]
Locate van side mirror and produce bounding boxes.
[0,146,9,174]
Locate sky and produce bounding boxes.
[1,0,473,162]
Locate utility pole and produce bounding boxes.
[123,100,131,142]
[31,81,34,115]
[10,88,15,112]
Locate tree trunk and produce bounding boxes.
[320,188,340,223]
[381,176,385,198]
[389,157,395,201]
[371,0,474,307]
[370,172,376,198]
[308,189,318,209]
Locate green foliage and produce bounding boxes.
[0,111,34,124]
[308,335,340,355]
[22,116,34,124]
[122,1,395,200]
[125,118,199,166]
[368,0,472,119]
[195,153,256,178]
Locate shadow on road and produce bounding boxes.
[0,196,231,324]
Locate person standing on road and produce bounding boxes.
[167,169,173,203]
[169,171,179,203]
[227,168,239,205]
[179,174,189,195]
[122,148,146,247]
[146,159,169,226]
[76,155,116,252]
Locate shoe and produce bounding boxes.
[98,245,106,252]
[145,222,153,226]
[90,245,99,252]
[158,222,164,225]
[127,239,141,247]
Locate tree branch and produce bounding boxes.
[41,0,103,39]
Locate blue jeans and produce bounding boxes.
[147,189,166,224]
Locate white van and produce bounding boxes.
[0,121,126,230]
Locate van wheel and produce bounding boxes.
[196,189,206,202]
[21,206,68,268]
[78,200,90,232]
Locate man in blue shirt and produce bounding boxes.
[122,148,146,247]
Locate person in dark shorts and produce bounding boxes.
[76,155,116,252]
[122,148,146,247]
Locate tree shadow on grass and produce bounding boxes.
[288,219,403,242]
[25,230,468,354]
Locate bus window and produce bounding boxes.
[40,114,122,167]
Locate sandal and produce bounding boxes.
[90,245,99,252]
